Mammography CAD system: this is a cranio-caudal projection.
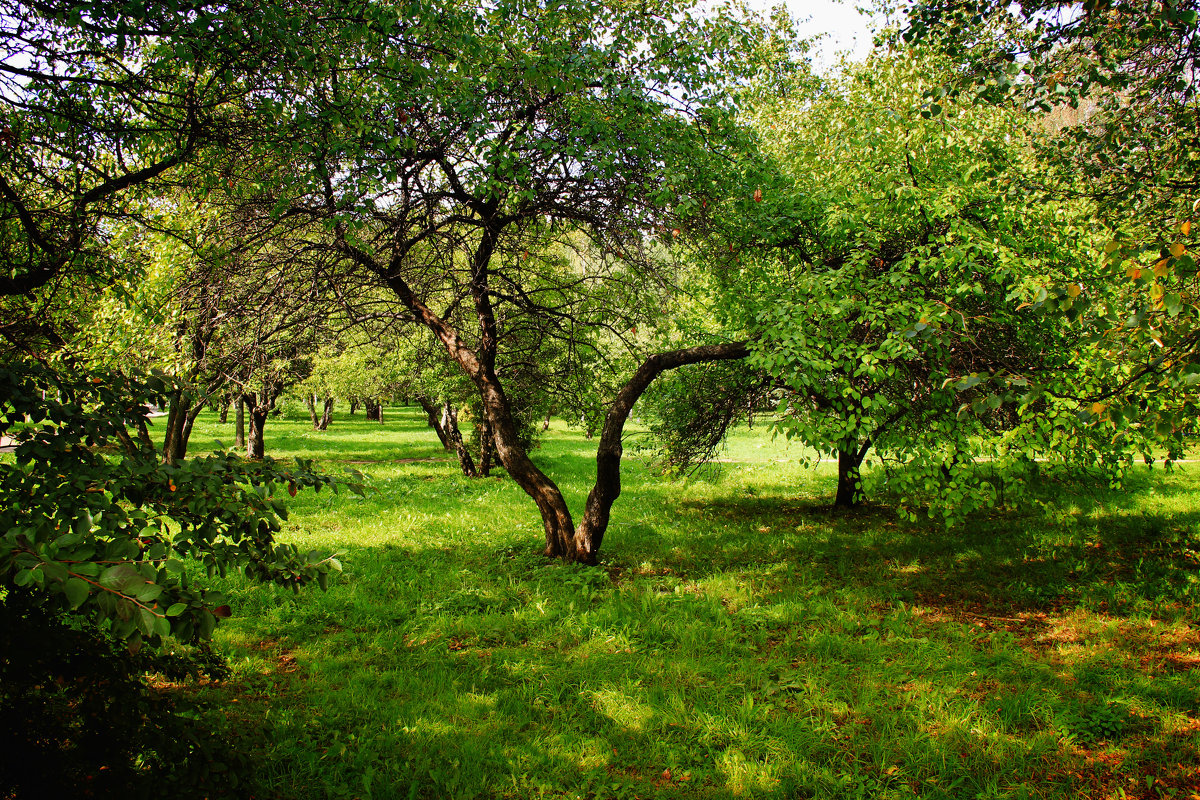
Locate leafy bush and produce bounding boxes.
[0,358,361,794]
[0,359,357,649]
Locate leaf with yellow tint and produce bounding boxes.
[1171,241,1186,257]
[1182,220,1192,236]
[1067,283,1081,297]
[1090,402,1106,416]
[1154,258,1171,277]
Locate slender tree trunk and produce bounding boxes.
[218,397,229,424]
[319,398,334,430]
[442,401,478,477]
[834,446,864,508]
[134,417,155,453]
[478,416,495,478]
[305,394,320,430]
[417,396,452,449]
[234,394,246,449]
[349,398,358,415]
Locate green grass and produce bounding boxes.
[178,406,1200,800]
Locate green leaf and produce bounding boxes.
[64,577,90,609]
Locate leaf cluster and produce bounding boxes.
[0,358,360,649]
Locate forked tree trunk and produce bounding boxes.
[162,390,209,464]
[161,390,191,465]
[362,233,749,564]
[305,394,320,429]
[349,398,359,415]
[180,401,205,455]
[365,399,383,422]
[319,398,334,430]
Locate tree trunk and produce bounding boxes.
[349,398,358,415]
[834,446,864,508]
[305,394,320,430]
[218,397,229,424]
[134,417,155,453]
[442,401,478,477]
[161,389,191,465]
[478,416,495,478]
[246,399,269,459]
[234,394,246,449]
[417,396,452,449]
[477,373,577,558]
[179,400,206,457]
[319,397,334,430]
[365,399,383,422]
[245,389,275,460]
[366,232,749,564]
[574,341,751,562]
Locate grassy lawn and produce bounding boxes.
[181,405,1199,800]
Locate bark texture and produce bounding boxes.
[441,402,477,477]
[244,389,276,460]
[305,395,334,430]
[417,396,452,449]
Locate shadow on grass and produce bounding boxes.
[218,528,1200,800]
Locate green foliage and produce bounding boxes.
[640,357,770,471]
[713,51,1157,520]
[0,359,358,649]
[901,0,1200,440]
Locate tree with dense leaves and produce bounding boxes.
[0,0,359,661]
[900,0,1200,454]
[685,51,1145,521]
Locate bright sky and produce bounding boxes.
[749,0,883,69]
